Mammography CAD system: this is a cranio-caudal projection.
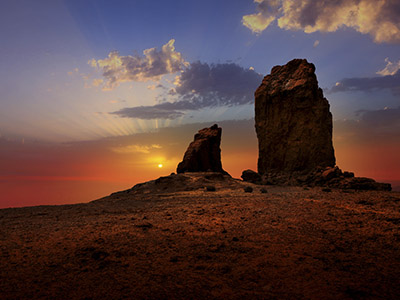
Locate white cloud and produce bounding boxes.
[242,0,281,33]
[242,13,276,34]
[377,58,400,76]
[92,78,103,87]
[89,39,189,90]
[243,0,400,44]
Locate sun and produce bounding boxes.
[158,164,163,168]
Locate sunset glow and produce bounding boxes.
[0,0,399,208]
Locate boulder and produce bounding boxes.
[305,166,391,191]
[322,167,342,181]
[177,124,227,174]
[343,171,355,178]
[241,169,262,183]
[255,59,335,176]
[341,177,391,191]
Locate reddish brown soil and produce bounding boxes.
[1,184,400,299]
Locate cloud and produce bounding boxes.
[313,40,320,47]
[377,58,400,76]
[356,106,400,128]
[335,106,400,143]
[329,58,400,94]
[242,0,281,33]
[329,71,400,94]
[111,104,186,120]
[111,62,263,119]
[243,0,400,44]
[89,39,188,89]
[111,144,162,154]
[174,62,263,104]
[92,78,104,87]
[147,84,166,90]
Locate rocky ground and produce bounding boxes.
[1,173,400,299]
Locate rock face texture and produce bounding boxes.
[255,59,335,176]
[250,58,390,191]
[177,124,227,174]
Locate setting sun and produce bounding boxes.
[158,164,163,168]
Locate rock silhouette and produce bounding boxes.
[302,166,391,191]
[255,59,335,176]
[177,124,227,174]
[252,58,390,191]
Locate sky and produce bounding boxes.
[0,0,399,208]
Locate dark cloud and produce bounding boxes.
[357,106,400,128]
[112,62,263,120]
[111,103,185,120]
[329,71,400,94]
[175,62,262,105]
[334,106,400,142]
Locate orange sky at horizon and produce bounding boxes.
[1,119,399,209]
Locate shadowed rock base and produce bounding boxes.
[259,166,391,191]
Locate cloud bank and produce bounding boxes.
[111,62,263,119]
[330,72,400,94]
[356,106,400,129]
[243,0,400,44]
[89,39,188,89]
[335,106,400,142]
[89,41,262,119]
[175,62,263,105]
[329,58,400,94]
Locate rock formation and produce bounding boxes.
[255,58,335,176]
[300,166,391,191]
[177,124,227,174]
[248,58,391,191]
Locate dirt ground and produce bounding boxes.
[1,180,400,299]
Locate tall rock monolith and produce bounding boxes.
[255,59,335,179]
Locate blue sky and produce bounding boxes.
[1,0,399,143]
